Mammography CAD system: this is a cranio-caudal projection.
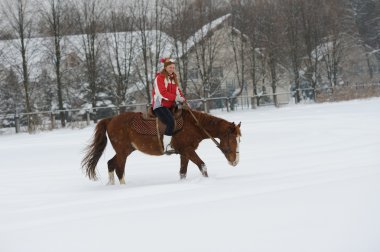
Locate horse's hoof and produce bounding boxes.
[164,150,177,155]
[201,164,208,177]
[180,174,187,180]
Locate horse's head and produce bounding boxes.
[219,122,241,167]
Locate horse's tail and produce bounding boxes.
[81,117,112,180]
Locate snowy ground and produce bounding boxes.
[0,99,379,252]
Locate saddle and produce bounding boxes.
[131,107,184,136]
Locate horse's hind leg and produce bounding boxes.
[115,154,128,184]
[107,155,118,185]
[107,153,129,185]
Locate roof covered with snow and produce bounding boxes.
[175,13,231,58]
[0,30,174,79]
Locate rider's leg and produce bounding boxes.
[153,107,175,152]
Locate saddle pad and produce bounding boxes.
[131,113,184,136]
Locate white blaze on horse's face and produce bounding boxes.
[225,122,241,167]
[234,136,240,165]
[228,135,240,167]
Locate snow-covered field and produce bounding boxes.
[1,99,379,252]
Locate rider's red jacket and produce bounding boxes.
[152,72,185,109]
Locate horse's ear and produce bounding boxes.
[227,122,235,133]
[237,122,241,128]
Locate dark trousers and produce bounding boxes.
[154,107,174,136]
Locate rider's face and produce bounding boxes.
[165,64,175,74]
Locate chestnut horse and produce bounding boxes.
[81,108,241,185]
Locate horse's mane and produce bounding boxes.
[183,109,241,136]
[183,109,227,129]
[184,109,224,124]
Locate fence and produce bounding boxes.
[1,83,380,134]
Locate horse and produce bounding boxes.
[81,107,241,185]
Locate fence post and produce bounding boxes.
[93,108,98,123]
[203,99,208,113]
[86,110,90,126]
[251,96,256,109]
[332,86,335,102]
[50,111,56,130]
[226,98,230,112]
[14,113,20,133]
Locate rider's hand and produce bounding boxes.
[182,102,190,109]
[176,96,185,103]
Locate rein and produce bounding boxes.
[185,103,231,155]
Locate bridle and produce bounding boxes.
[220,129,240,155]
[186,104,238,156]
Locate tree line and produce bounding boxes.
[0,0,379,131]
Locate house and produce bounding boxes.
[340,44,380,84]
[175,14,292,109]
[301,39,380,91]
[177,14,380,108]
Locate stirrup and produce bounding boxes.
[162,135,176,155]
[164,145,176,155]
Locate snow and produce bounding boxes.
[1,98,380,252]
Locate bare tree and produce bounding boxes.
[105,3,136,112]
[1,0,35,132]
[74,0,107,121]
[132,0,168,104]
[367,1,380,49]
[321,0,347,89]
[230,0,267,108]
[133,0,152,104]
[346,0,376,80]
[257,0,284,107]
[282,0,304,103]
[151,0,166,79]
[299,0,326,100]
[0,11,14,40]
[189,1,227,111]
[39,0,67,127]
[229,0,250,110]
[163,0,195,96]
[238,0,262,108]
[349,0,380,50]
[0,68,23,121]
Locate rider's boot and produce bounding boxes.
[163,135,176,155]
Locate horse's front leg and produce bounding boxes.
[181,149,208,178]
[180,155,189,179]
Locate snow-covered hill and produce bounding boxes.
[1,99,379,252]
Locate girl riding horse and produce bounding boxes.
[152,58,186,153]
